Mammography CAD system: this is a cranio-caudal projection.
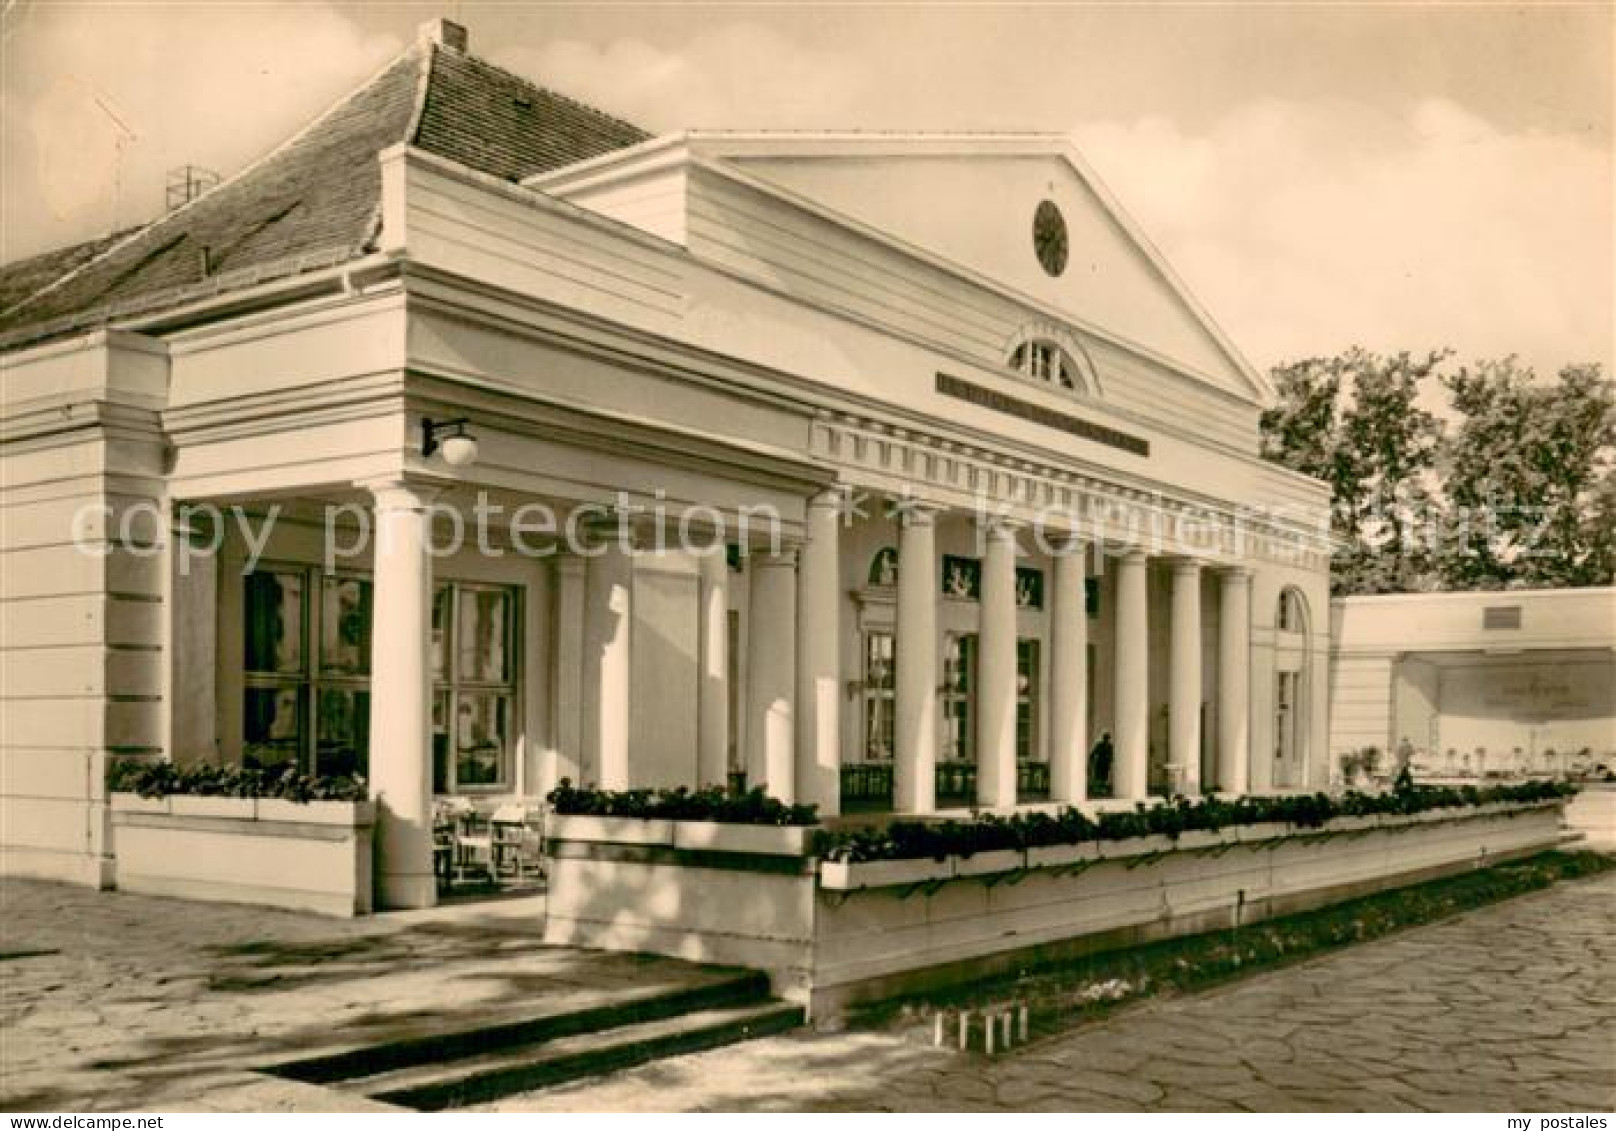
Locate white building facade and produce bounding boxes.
[1331,588,1616,775]
[0,21,1333,906]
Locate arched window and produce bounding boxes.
[1277,588,1307,633]
[868,547,898,587]
[1272,586,1312,790]
[1009,340,1078,390]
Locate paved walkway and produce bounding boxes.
[480,872,1616,1113]
[0,880,720,1112]
[3,872,1612,1112]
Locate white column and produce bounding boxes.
[583,531,633,790]
[745,548,797,801]
[796,490,842,816]
[1113,549,1150,801]
[976,519,1019,810]
[1048,536,1088,803]
[696,545,730,789]
[550,555,587,786]
[1217,567,1252,795]
[1169,559,1203,796]
[367,480,436,910]
[894,505,939,814]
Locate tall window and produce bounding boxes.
[941,633,976,761]
[243,569,371,777]
[861,631,896,760]
[432,584,518,792]
[1275,671,1298,765]
[1016,639,1040,761]
[1277,589,1306,633]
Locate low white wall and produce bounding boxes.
[542,802,1566,1019]
[542,816,818,997]
[1566,785,1616,852]
[111,794,374,916]
[811,804,1561,1014]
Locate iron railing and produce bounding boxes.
[838,759,1052,811]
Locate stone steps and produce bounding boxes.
[363,999,803,1110]
[264,966,801,1109]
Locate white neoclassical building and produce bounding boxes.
[0,20,1333,907]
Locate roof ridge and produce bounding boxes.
[1,39,429,323]
[429,45,649,142]
[405,39,437,147]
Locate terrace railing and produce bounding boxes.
[838,759,1053,812]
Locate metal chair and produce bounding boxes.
[491,804,544,883]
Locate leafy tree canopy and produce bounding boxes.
[1260,349,1613,595]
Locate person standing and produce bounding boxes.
[1089,732,1115,799]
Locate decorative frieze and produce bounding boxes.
[810,410,1332,570]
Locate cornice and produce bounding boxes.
[812,411,1334,570]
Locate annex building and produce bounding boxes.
[1,20,1333,907]
[1331,587,1616,776]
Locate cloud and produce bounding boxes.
[1,1,401,262]
[1073,98,1614,375]
[490,23,873,131]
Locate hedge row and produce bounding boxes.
[107,761,368,803]
[546,779,819,826]
[812,779,1577,863]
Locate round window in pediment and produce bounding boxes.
[1033,200,1068,277]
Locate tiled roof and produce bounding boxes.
[0,35,649,348]
[0,230,138,315]
[415,48,647,183]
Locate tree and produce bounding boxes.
[1259,348,1446,595]
[1440,360,1615,589]
[1260,358,1342,484]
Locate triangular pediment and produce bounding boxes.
[687,134,1267,401]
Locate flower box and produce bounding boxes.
[952,848,1026,879]
[1233,821,1292,845]
[110,792,373,917]
[109,793,169,815]
[546,814,676,847]
[1099,833,1178,861]
[1321,814,1382,834]
[168,795,255,820]
[671,821,814,857]
[256,797,375,826]
[1025,841,1103,870]
[819,855,949,891]
[1169,828,1232,853]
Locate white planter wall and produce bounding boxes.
[543,802,1565,1019]
[542,815,818,992]
[110,793,374,917]
[1565,784,1616,851]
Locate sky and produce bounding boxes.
[1,1,1611,380]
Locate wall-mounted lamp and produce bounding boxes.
[421,416,479,467]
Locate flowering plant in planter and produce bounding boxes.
[546,779,819,826]
[107,760,367,803]
[811,779,1576,863]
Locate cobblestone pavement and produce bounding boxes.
[0,880,719,1112]
[481,872,1616,1113]
[2,873,1612,1112]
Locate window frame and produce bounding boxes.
[1010,339,1078,391]
[241,562,376,778]
[941,632,977,763]
[860,629,897,762]
[433,580,522,794]
[239,565,521,792]
[1016,637,1041,762]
